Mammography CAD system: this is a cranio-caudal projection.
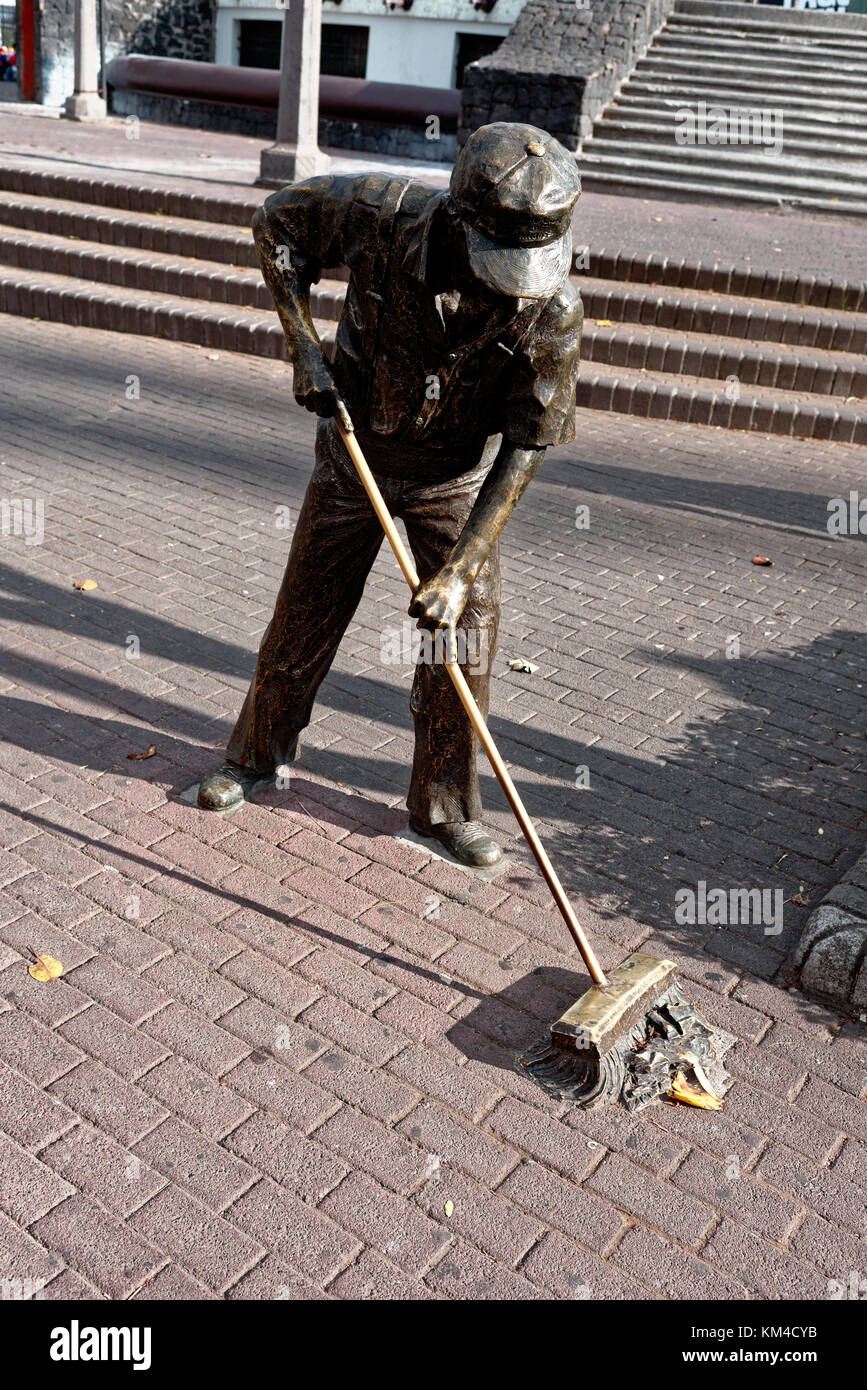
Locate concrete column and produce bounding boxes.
[64,0,106,121]
[258,0,329,187]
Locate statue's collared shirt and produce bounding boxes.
[262,172,582,470]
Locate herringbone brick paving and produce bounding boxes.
[0,314,864,1300]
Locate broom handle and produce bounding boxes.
[336,419,607,988]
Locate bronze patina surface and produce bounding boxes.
[199,123,583,863]
[520,953,732,1112]
[550,954,678,1053]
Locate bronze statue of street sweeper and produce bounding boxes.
[197,122,729,1110]
[198,122,583,867]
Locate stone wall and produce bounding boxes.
[319,116,456,163]
[35,0,214,106]
[107,0,215,65]
[109,87,275,138]
[459,0,678,149]
[789,850,867,1017]
[110,87,457,161]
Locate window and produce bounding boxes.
[455,32,503,88]
[0,4,16,45]
[238,20,282,71]
[320,24,369,79]
[237,19,369,77]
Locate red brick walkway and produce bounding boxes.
[0,315,864,1300]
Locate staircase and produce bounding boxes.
[0,162,864,443]
[581,0,867,215]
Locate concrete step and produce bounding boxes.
[670,2,867,41]
[578,154,867,216]
[0,223,345,319]
[666,35,867,63]
[665,35,867,64]
[624,73,867,116]
[579,163,867,217]
[636,53,867,93]
[0,191,258,268]
[0,262,337,359]
[614,87,867,128]
[580,318,867,400]
[575,276,867,354]
[582,140,867,187]
[576,361,865,444]
[602,103,867,152]
[655,30,867,65]
[578,155,867,210]
[593,117,867,165]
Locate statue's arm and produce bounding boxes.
[253,177,355,425]
[409,440,545,631]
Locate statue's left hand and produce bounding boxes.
[409,566,471,632]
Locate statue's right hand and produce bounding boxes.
[292,349,352,430]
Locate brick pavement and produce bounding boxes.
[0,313,865,1301]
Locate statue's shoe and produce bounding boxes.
[409,817,503,868]
[197,762,270,811]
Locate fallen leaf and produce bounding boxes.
[444,1201,454,1218]
[73,578,99,591]
[508,658,540,674]
[27,947,64,983]
[790,893,810,908]
[594,318,615,327]
[669,1069,723,1110]
[751,556,773,567]
[127,744,157,761]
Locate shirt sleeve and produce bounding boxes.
[502,281,583,448]
[256,172,384,281]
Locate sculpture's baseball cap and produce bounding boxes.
[448,122,581,300]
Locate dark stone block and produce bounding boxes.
[459,0,680,146]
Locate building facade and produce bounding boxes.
[214,0,526,92]
[24,0,527,109]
